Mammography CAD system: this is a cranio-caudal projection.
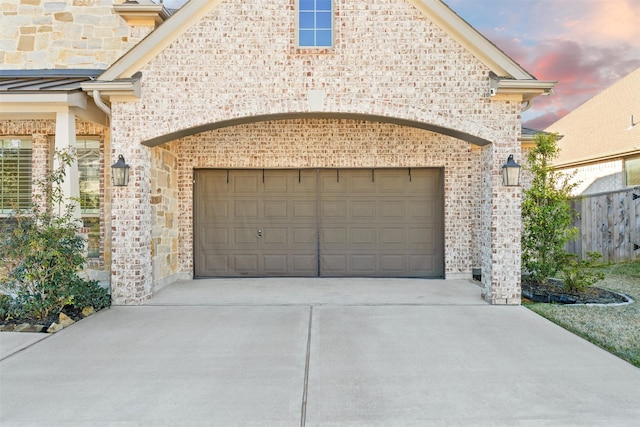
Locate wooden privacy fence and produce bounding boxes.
[568,187,640,263]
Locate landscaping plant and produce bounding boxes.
[522,133,588,286]
[0,149,109,322]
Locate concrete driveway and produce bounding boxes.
[1,278,639,426]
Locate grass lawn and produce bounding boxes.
[524,260,640,368]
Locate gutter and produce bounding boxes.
[92,90,111,117]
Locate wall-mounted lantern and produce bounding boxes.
[111,154,130,187]
[502,154,521,187]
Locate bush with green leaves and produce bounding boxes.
[0,149,110,321]
[522,133,583,286]
[561,252,605,293]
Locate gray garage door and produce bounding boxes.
[194,169,443,278]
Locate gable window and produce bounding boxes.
[77,138,101,258]
[0,138,32,215]
[624,156,640,187]
[298,0,333,47]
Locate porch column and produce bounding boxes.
[109,105,153,305]
[480,134,522,305]
[54,109,80,219]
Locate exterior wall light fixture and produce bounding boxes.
[111,154,130,187]
[502,154,521,186]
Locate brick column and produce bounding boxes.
[109,104,153,305]
[480,106,522,305]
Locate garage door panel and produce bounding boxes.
[319,168,443,277]
[322,228,347,244]
[352,227,377,244]
[320,173,346,192]
[203,254,229,274]
[234,174,259,193]
[233,254,259,273]
[380,228,404,244]
[381,201,404,219]
[293,201,316,218]
[205,200,229,219]
[293,254,317,273]
[263,174,288,192]
[351,254,377,273]
[350,173,376,192]
[195,168,443,278]
[409,227,434,245]
[321,255,347,274]
[293,228,317,245]
[264,201,288,218]
[351,201,376,218]
[321,200,346,218]
[234,228,258,244]
[263,254,287,273]
[203,227,229,245]
[263,228,287,245]
[380,255,405,273]
[379,174,406,193]
[234,200,258,218]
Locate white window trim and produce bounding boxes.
[296,0,335,49]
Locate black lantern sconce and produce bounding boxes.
[111,155,130,187]
[502,154,521,187]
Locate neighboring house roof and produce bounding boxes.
[520,126,555,147]
[546,67,640,168]
[92,0,554,102]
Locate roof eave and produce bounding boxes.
[113,3,171,27]
[81,75,142,100]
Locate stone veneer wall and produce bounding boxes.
[0,0,141,69]
[150,141,180,289]
[109,0,523,304]
[0,119,109,269]
[172,118,476,279]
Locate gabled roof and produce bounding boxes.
[95,0,553,97]
[547,67,640,167]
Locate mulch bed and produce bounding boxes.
[522,279,631,305]
[0,305,85,332]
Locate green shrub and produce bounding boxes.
[561,252,605,292]
[68,278,110,311]
[0,149,110,321]
[522,133,579,285]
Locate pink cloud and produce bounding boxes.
[450,0,640,129]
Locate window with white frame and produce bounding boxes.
[77,138,101,258]
[0,138,32,215]
[624,156,640,187]
[298,0,333,48]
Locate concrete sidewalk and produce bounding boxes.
[1,279,639,426]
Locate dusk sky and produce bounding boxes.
[162,0,640,130]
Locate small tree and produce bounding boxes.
[521,133,579,285]
[0,149,109,321]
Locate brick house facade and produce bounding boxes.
[1,0,555,304]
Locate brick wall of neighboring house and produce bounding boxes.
[108,0,523,304]
[0,119,109,271]
[558,161,624,196]
[0,0,144,70]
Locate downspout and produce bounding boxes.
[92,89,113,291]
[521,100,532,112]
[93,90,111,118]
